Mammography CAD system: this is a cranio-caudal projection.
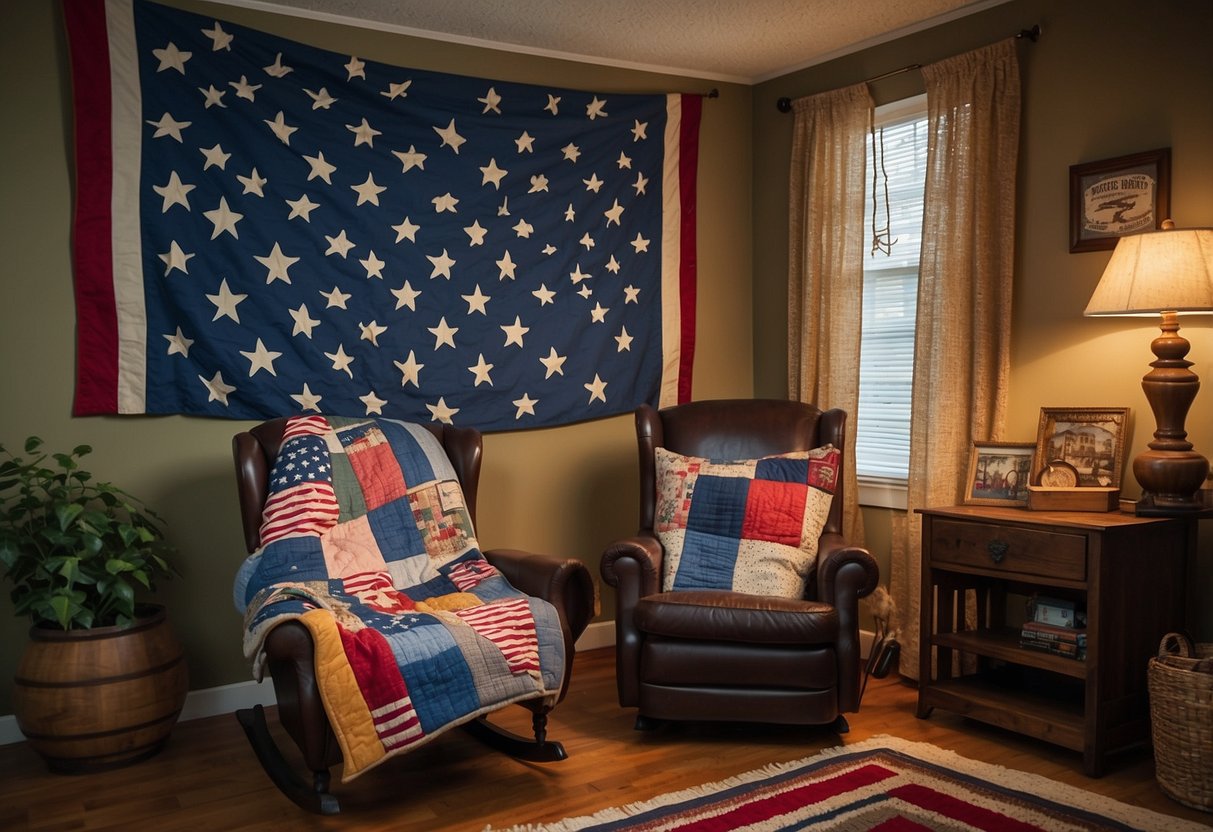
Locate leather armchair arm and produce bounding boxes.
[815,533,880,604]
[814,532,880,713]
[599,534,663,707]
[599,534,663,594]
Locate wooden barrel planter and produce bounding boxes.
[12,605,189,772]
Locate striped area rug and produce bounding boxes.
[489,736,1205,832]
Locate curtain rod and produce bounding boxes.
[775,24,1040,113]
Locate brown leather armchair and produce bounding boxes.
[600,399,879,731]
[232,417,595,813]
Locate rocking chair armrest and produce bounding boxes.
[261,621,342,770]
[482,548,596,642]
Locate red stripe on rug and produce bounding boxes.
[868,817,936,831]
[675,763,897,830]
[889,783,1046,832]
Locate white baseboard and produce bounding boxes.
[0,623,873,747]
[574,619,615,652]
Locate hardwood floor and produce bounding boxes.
[2,647,1208,830]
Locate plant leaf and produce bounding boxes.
[49,594,72,630]
[55,502,85,532]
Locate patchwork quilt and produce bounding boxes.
[233,415,565,781]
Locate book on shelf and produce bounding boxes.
[1019,636,1086,661]
[1021,620,1087,644]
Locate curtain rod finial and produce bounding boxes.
[777,97,792,113]
[1017,24,1041,41]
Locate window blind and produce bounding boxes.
[855,98,927,482]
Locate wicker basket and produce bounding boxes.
[1148,633,1213,812]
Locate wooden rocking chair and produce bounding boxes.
[232,417,595,813]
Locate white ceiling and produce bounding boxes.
[217,0,1012,84]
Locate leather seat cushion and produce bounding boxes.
[641,638,836,688]
[634,590,839,644]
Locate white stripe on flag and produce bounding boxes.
[106,0,146,413]
[658,92,683,410]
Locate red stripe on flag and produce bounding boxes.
[64,0,118,415]
[676,93,701,405]
[448,560,498,591]
[260,482,340,546]
[455,598,541,675]
[342,571,393,595]
[282,415,331,439]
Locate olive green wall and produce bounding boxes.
[0,1,753,714]
[753,0,1213,638]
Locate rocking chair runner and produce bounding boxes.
[232,417,596,814]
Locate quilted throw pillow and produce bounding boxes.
[654,445,840,598]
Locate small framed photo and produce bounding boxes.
[964,441,1035,507]
[1033,407,1129,488]
[1069,148,1170,253]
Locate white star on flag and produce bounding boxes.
[584,374,608,403]
[513,393,538,418]
[153,42,191,73]
[360,390,388,415]
[147,112,191,142]
[200,371,235,404]
[501,316,529,347]
[427,397,459,424]
[154,171,194,211]
[256,242,299,284]
[164,327,193,356]
[207,278,246,322]
[203,22,233,51]
[240,339,282,376]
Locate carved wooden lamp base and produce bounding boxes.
[1132,311,1209,515]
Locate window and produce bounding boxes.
[855,95,927,508]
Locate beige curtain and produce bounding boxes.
[891,38,1021,679]
[787,83,872,546]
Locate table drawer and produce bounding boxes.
[929,519,1086,581]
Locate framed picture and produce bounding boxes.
[1069,148,1170,253]
[964,441,1035,507]
[1033,407,1129,488]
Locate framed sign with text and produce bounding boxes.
[1069,148,1170,253]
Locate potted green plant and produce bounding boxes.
[0,436,188,772]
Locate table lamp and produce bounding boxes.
[1084,222,1213,514]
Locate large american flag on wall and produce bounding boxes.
[64,0,700,431]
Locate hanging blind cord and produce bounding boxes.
[869,109,897,257]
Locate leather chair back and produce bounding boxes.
[635,399,847,538]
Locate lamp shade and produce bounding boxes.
[1084,227,1213,316]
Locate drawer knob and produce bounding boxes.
[987,540,1008,563]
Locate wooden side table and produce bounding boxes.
[916,504,1195,776]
